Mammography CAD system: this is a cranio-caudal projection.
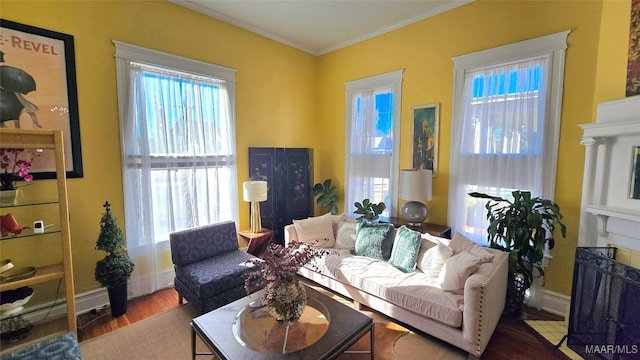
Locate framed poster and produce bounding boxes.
[411,104,439,175]
[0,19,83,179]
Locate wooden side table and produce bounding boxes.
[385,217,452,239]
[238,228,274,258]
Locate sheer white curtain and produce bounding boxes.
[449,58,549,244]
[115,42,238,298]
[345,70,402,218]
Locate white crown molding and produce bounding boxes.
[170,0,474,56]
[318,0,474,55]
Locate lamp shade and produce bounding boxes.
[243,181,268,202]
[399,169,432,201]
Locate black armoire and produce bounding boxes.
[248,147,313,245]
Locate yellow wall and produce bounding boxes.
[2,0,317,294]
[1,0,633,299]
[316,0,631,296]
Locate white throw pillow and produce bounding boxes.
[439,250,483,295]
[292,213,335,248]
[449,232,495,263]
[415,238,438,271]
[329,213,347,236]
[335,221,357,249]
[418,239,453,278]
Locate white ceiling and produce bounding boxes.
[170,0,473,55]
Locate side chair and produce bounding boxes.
[169,221,261,314]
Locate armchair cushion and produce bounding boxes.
[170,221,239,267]
[174,250,256,298]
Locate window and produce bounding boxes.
[448,31,569,244]
[345,70,403,218]
[114,41,237,297]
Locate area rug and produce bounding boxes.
[79,301,466,360]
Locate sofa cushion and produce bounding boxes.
[388,226,422,272]
[440,249,484,295]
[293,213,335,248]
[353,222,395,260]
[418,239,453,278]
[316,253,464,327]
[336,221,357,249]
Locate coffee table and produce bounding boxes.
[191,285,374,359]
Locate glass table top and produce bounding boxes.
[232,296,330,354]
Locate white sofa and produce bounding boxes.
[284,214,508,359]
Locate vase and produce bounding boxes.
[0,190,18,206]
[265,281,307,325]
[503,271,527,317]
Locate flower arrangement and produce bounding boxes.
[243,240,332,324]
[0,149,36,191]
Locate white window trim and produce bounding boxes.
[113,41,239,246]
[450,30,569,201]
[344,69,403,215]
[113,40,236,82]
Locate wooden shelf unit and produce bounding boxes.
[0,129,76,336]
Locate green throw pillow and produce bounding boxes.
[353,222,395,260]
[388,226,422,272]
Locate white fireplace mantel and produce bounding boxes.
[579,96,640,251]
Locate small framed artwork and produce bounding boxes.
[411,104,439,175]
[0,19,83,179]
[631,146,640,200]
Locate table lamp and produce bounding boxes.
[243,180,268,233]
[398,169,432,226]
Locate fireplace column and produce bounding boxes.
[578,136,606,247]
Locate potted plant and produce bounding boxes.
[469,190,566,316]
[94,201,134,317]
[311,178,339,215]
[243,241,331,324]
[0,148,36,206]
[353,199,386,223]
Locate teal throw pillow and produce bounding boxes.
[388,226,422,272]
[353,222,395,260]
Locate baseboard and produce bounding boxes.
[541,289,570,322]
[20,287,110,325]
[21,269,175,326]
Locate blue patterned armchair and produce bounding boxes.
[170,221,260,314]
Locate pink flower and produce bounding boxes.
[0,149,37,191]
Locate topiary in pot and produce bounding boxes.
[469,190,566,316]
[353,199,386,223]
[311,178,339,215]
[94,201,134,317]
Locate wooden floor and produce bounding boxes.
[76,287,567,359]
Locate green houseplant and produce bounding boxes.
[469,190,566,316]
[311,178,339,215]
[94,201,134,318]
[353,199,386,223]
